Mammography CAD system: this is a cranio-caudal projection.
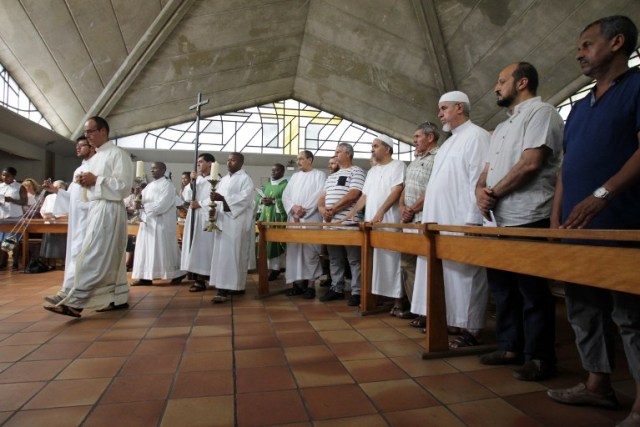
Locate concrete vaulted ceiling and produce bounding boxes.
[0,0,639,159]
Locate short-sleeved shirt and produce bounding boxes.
[486,97,564,226]
[323,166,366,223]
[404,147,438,223]
[562,68,640,230]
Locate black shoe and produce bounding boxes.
[170,275,186,285]
[479,350,524,366]
[268,270,280,281]
[320,290,344,302]
[513,360,556,381]
[347,294,361,306]
[302,287,316,299]
[131,279,153,286]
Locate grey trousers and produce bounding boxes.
[565,283,640,381]
[326,245,361,295]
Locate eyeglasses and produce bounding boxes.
[83,128,100,136]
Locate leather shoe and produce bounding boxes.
[267,270,280,281]
[347,294,361,307]
[513,359,556,381]
[479,350,524,366]
[131,279,152,286]
[547,382,618,409]
[170,275,186,285]
[320,290,344,302]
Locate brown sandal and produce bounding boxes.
[448,331,482,350]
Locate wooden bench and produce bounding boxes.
[256,221,640,358]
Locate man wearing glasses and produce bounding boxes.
[43,116,133,318]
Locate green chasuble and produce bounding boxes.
[257,178,288,259]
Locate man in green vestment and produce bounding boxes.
[256,163,288,280]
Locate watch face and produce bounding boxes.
[594,187,608,199]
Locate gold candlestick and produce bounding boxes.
[204,178,221,232]
[129,176,145,224]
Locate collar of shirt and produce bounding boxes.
[507,96,541,118]
[588,68,638,106]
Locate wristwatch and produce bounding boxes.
[592,186,611,200]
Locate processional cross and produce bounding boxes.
[188,93,210,246]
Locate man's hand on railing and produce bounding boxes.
[560,195,608,229]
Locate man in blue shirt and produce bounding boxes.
[546,16,640,427]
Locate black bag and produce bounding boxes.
[24,258,51,274]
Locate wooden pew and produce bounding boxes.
[256,221,640,358]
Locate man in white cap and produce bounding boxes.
[411,91,490,348]
[346,134,406,312]
[476,62,563,381]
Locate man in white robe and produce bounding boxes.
[411,91,490,348]
[282,150,326,299]
[180,153,215,292]
[210,152,255,303]
[42,137,95,304]
[131,162,185,286]
[346,135,405,310]
[44,116,133,318]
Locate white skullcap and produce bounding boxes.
[375,133,393,147]
[439,91,470,104]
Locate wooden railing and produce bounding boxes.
[257,221,640,357]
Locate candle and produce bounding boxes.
[211,161,219,180]
[135,161,145,178]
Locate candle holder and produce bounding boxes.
[204,177,221,232]
[129,176,146,224]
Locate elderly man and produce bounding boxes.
[411,91,490,347]
[256,163,288,281]
[398,122,440,321]
[546,16,640,425]
[0,166,27,269]
[318,143,366,306]
[347,135,405,311]
[282,150,326,299]
[210,152,255,303]
[476,62,563,380]
[42,137,95,304]
[44,116,133,317]
[131,162,185,286]
[181,153,216,292]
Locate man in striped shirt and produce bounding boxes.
[318,143,366,306]
[397,122,440,319]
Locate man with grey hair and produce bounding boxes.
[397,122,440,321]
[318,142,366,306]
[346,134,406,311]
[411,91,490,348]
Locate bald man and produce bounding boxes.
[131,161,185,286]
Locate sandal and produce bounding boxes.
[448,331,482,350]
[189,282,206,292]
[285,286,305,296]
[397,310,418,320]
[389,305,403,317]
[409,316,426,328]
[44,304,82,318]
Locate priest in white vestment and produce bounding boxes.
[42,138,95,305]
[131,162,185,285]
[210,153,255,303]
[411,91,489,348]
[44,116,133,318]
[282,150,326,299]
[346,135,405,310]
[180,153,216,292]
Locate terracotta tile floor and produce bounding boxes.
[0,269,635,426]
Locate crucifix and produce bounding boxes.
[188,92,209,247]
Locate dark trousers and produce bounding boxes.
[487,218,556,363]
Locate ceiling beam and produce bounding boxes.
[72,0,197,137]
[411,0,455,94]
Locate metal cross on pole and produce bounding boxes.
[188,92,209,248]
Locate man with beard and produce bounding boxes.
[476,63,563,380]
